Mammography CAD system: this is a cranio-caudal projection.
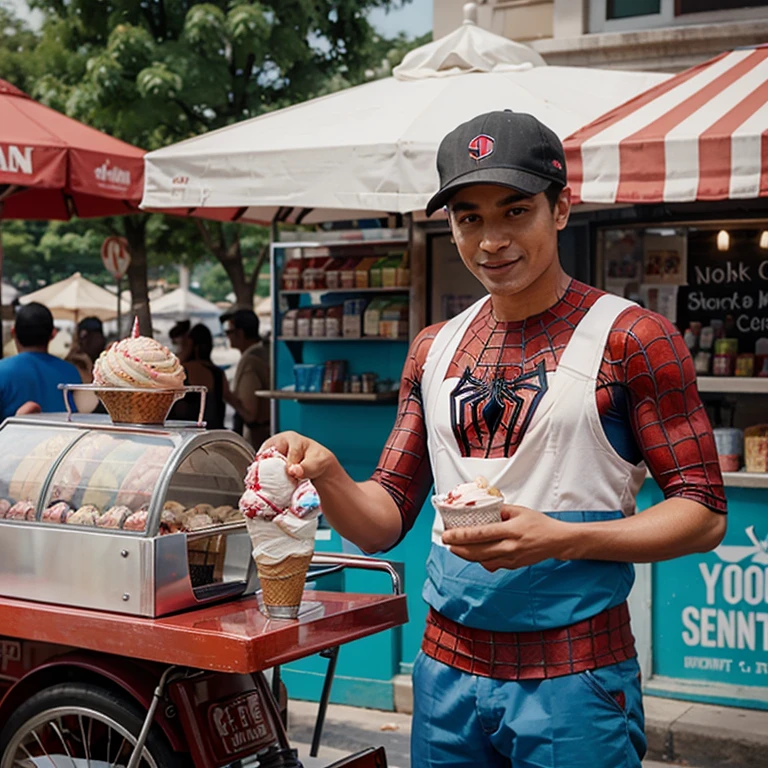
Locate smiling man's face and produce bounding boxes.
[448,184,571,302]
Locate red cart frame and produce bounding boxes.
[0,554,407,768]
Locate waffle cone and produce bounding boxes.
[97,389,179,425]
[256,553,312,611]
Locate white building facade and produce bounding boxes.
[433,0,768,71]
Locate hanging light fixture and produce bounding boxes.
[760,231,768,249]
[717,230,730,252]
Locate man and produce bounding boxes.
[264,111,727,767]
[65,316,106,383]
[0,302,81,419]
[221,307,271,447]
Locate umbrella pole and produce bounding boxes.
[117,275,122,337]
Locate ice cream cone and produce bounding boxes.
[433,496,504,529]
[256,553,313,619]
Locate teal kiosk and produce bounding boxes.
[265,227,433,711]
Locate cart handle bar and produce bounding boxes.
[310,553,402,596]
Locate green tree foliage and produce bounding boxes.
[0,3,38,91]
[4,0,423,329]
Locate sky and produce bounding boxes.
[369,0,433,38]
[3,0,434,38]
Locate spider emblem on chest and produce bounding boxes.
[449,360,549,458]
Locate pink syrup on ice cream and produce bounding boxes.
[240,447,299,520]
[442,477,503,509]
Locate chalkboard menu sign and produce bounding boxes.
[676,228,768,355]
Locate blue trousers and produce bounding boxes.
[411,653,646,768]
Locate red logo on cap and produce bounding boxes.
[468,134,495,161]
[551,159,563,171]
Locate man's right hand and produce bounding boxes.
[260,431,337,481]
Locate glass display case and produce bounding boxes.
[0,414,256,617]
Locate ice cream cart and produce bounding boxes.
[0,413,407,766]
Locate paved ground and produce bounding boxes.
[286,700,701,768]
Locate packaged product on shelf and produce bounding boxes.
[323,360,348,393]
[364,299,389,337]
[369,257,387,288]
[325,305,343,337]
[712,337,738,376]
[699,326,714,351]
[296,308,313,338]
[361,373,378,394]
[324,258,346,289]
[713,354,733,376]
[282,256,303,290]
[745,425,768,473]
[340,258,359,289]
[350,375,362,393]
[355,257,380,288]
[380,300,409,339]
[756,338,768,377]
[735,353,755,377]
[302,252,330,290]
[310,365,325,393]
[281,309,299,338]
[382,256,402,288]
[293,364,314,393]
[396,250,410,287]
[311,308,327,338]
[342,298,367,338]
[694,351,711,376]
[713,427,743,472]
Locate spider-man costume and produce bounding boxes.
[371,279,726,768]
[373,279,725,530]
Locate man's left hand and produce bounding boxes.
[442,504,567,571]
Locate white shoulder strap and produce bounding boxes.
[558,293,637,380]
[421,295,489,424]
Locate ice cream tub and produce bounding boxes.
[432,477,505,530]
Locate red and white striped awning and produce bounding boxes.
[564,46,768,205]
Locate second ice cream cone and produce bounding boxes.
[256,553,313,618]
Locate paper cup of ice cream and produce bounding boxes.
[433,477,504,529]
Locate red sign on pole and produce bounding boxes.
[101,236,131,280]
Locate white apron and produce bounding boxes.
[420,293,646,631]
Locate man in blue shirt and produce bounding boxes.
[0,302,82,420]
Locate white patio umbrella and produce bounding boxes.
[150,286,224,342]
[141,4,668,222]
[19,272,130,323]
[2,280,19,305]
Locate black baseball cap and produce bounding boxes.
[426,110,567,216]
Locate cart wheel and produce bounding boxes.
[0,682,192,768]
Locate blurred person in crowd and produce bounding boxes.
[171,322,242,429]
[169,319,192,361]
[220,308,270,448]
[66,316,107,383]
[0,303,81,419]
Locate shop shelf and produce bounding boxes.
[277,336,408,342]
[721,471,768,489]
[645,468,768,488]
[275,238,408,250]
[696,377,768,394]
[280,287,410,295]
[256,390,398,404]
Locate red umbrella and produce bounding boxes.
[0,78,145,220]
[0,77,146,357]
